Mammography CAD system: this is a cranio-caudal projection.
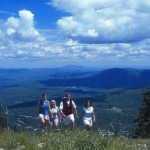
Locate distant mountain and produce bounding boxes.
[39,68,150,89]
[0,65,100,72]
[48,65,101,72]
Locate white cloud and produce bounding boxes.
[0,6,150,68]
[5,17,19,28]
[50,0,150,43]
[32,51,45,57]
[65,39,79,46]
[4,9,44,41]
[7,28,16,35]
[16,49,28,55]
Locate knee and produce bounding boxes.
[55,123,58,126]
[40,118,45,124]
[70,119,74,124]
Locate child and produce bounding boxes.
[50,100,60,129]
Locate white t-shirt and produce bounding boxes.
[82,107,94,118]
[51,106,59,118]
[59,100,76,110]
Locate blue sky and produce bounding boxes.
[0,0,150,68]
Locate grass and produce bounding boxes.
[0,129,149,150]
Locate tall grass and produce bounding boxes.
[0,129,149,150]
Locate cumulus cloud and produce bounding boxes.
[4,9,45,41]
[0,33,150,67]
[0,6,150,68]
[50,0,150,43]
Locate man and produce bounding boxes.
[59,92,78,130]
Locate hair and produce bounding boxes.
[65,91,71,96]
[84,100,92,107]
[41,93,47,98]
[50,100,56,108]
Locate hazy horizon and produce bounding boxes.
[0,64,150,70]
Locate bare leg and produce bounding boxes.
[52,124,54,129]
[45,119,50,132]
[70,119,74,130]
[40,116,46,131]
[86,125,92,131]
[54,122,59,129]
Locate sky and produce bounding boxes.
[0,0,150,68]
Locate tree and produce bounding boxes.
[0,104,8,130]
[135,88,150,138]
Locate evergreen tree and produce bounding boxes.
[135,88,150,138]
[0,104,8,129]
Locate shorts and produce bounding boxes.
[83,117,92,126]
[50,118,59,125]
[63,114,74,125]
[39,114,49,120]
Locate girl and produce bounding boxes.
[50,100,60,129]
[82,100,96,131]
[36,93,52,132]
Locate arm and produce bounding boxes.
[48,103,53,118]
[92,111,96,122]
[57,108,61,123]
[73,108,78,118]
[36,103,40,118]
[59,101,66,118]
[59,109,66,118]
[72,100,78,118]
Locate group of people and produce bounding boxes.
[36,92,96,132]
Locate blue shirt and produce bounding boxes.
[38,100,50,116]
[82,107,94,118]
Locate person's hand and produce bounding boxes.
[93,119,96,122]
[59,119,62,124]
[63,114,66,118]
[76,115,79,119]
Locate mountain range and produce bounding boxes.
[39,68,150,89]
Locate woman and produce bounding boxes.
[36,93,52,132]
[50,100,60,129]
[82,100,96,131]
